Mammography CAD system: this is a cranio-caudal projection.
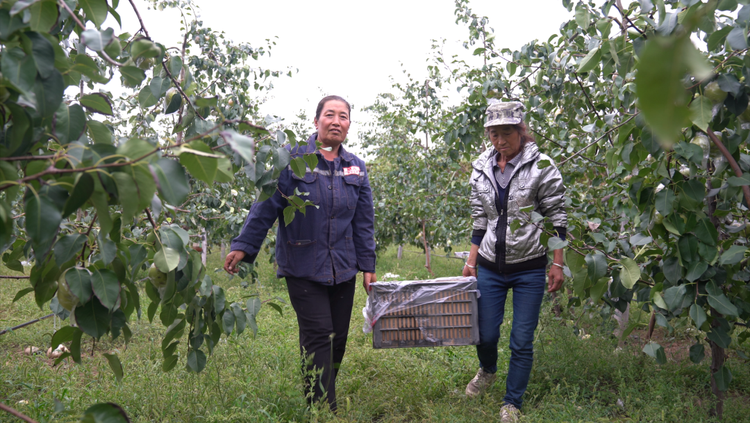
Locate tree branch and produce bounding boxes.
[0,403,38,423]
[706,129,750,207]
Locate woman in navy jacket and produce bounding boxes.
[224,95,377,411]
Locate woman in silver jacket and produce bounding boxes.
[461,101,567,423]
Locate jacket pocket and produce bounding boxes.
[291,172,320,205]
[343,175,361,209]
[286,239,317,277]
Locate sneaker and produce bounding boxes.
[465,368,496,397]
[500,403,521,423]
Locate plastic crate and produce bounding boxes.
[364,277,479,349]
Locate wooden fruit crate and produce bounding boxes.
[367,277,479,349]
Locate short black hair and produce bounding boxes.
[315,95,351,120]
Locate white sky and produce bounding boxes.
[109,0,575,142]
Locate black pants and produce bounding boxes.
[286,276,356,410]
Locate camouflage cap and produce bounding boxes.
[484,101,525,127]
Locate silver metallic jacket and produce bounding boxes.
[469,142,567,265]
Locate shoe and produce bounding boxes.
[500,403,521,422]
[465,368,496,397]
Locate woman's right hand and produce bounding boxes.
[224,250,246,274]
[462,264,477,278]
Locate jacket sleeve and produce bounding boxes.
[351,163,376,273]
[469,169,488,237]
[536,160,567,230]
[230,179,285,264]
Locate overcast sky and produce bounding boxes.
[112,0,575,140]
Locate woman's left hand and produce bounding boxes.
[363,272,377,293]
[547,265,564,293]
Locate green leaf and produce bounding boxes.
[29,1,59,33]
[152,158,189,205]
[655,189,676,216]
[10,0,36,16]
[283,206,296,226]
[714,366,732,391]
[220,130,254,164]
[2,47,36,94]
[34,71,65,118]
[694,218,718,246]
[214,158,234,183]
[54,103,87,144]
[707,326,732,348]
[720,245,747,265]
[635,36,691,145]
[246,297,261,317]
[161,318,185,350]
[727,26,747,50]
[685,261,708,282]
[117,137,155,162]
[87,120,112,145]
[643,341,667,364]
[186,349,206,373]
[547,236,568,250]
[102,353,123,382]
[727,173,750,186]
[619,257,640,289]
[12,288,34,303]
[79,0,108,28]
[179,141,218,184]
[26,31,55,79]
[167,56,182,76]
[681,179,705,203]
[689,95,712,131]
[162,355,179,372]
[90,268,120,310]
[130,38,161,60]
[74,296,110,338]
[62,173,94,217]
[24,191,62,246]
[80,28,113,52]
[706,282,739,317]
[138,86,158,108]
[590,277,609,303]
[53,234,85,265]
[303,153,318,172]
[65,267,93,304]
[662,285,687,312]
[273,147,291,170]
[111,172,139,223]
[119,66,146,87]
[80,93,113,115]
[222,308,235,335]
[164,90,182,114]
[689,343,705,363]
[575,3,591,30]
[232,303,246,335]
[708,26,732,51]
[154,246,179,273]
[70,54,109,84]
[51,326,80,350]
[577,47,601,73]
[585,252,608,281]
[290,157,306,178]
[689,303,707,329]
[82,403,129,423]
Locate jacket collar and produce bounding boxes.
[296,133,354,161]
[473,142,541,179]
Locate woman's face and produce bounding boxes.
[314,100,350,147]
[488,125,522,159]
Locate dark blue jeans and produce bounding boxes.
[476,265,546,409]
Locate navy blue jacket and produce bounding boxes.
[230,134,376,284]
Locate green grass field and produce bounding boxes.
[1,245,748,422]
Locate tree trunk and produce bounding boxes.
[201,228,207,266]
[709,313,726,420]
[397,245,403,260]
[422,221,433,276]
[220,242,226,261]
[613,304,630,348]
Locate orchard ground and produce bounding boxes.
[1,245,749,422]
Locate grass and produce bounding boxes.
[0,244,748,422]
